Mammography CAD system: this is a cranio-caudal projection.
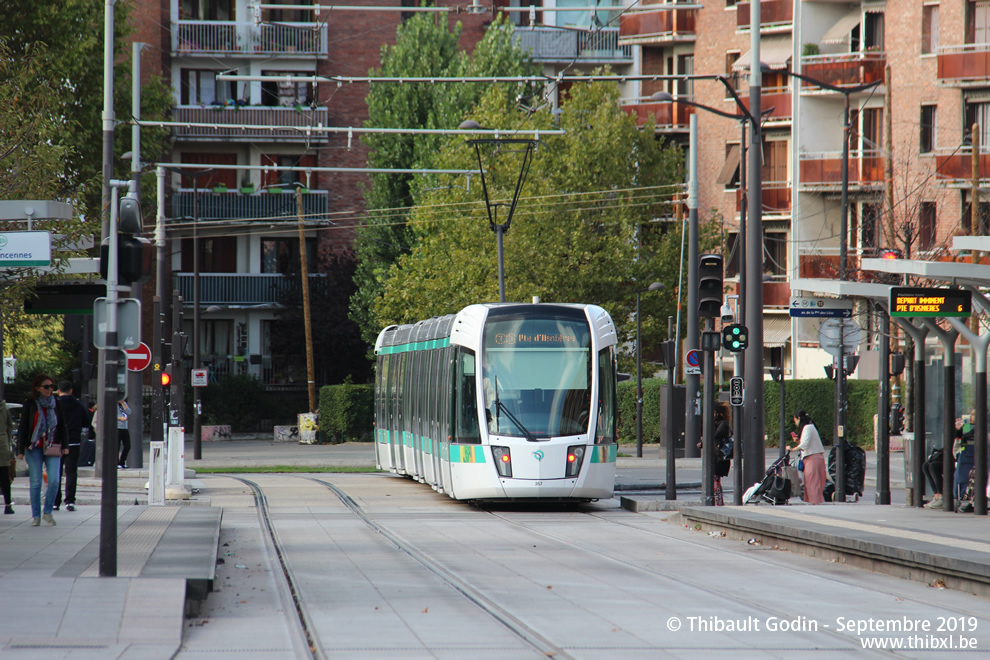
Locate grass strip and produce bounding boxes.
[192,466,381,474]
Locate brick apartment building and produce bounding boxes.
[620,0,990,380]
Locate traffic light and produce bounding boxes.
[721,323,748,352]
[697,254,723,318]
[100,195,149,285]
[889,403,904,435]
[160,365,172,388]
[889,352,905,376]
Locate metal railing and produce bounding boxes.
[173,106,330,141]
[171,190,328,221]
[173,20,328,56]
[515,27,631,63]
[173,272,328,305]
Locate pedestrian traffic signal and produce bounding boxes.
[889,352,905,376]
[889,403,904,435]
[698,254,724,318]
[160,366,172,388]
[721,324,748,352]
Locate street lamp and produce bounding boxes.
[636,282,665,458]
[459,120,538,302]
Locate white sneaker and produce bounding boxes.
[924,496,943,509]
[42,513,56,526]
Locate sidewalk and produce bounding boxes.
[1,440,987,657]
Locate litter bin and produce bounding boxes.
[298,412,318,445]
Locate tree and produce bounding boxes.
[372,81,690,363]
[270,252,374,386]
[351,14,538,344]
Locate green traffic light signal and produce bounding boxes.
[722,323,748,352]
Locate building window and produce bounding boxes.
[726,232,740,278]
[864,10,885,51]
[962,197,990,235]
[677,54,694,98]
[964,100,990,146]
[182,319,233,357]
[920,105,937,153]
[725,52,741,96]
[181,236,237,273]
[180,70,234,106]
[967,0,990,44]
[261,70,314,107]
[763,231,787,279]
[180,0,233,21]
[716,143,742,188]
[861,202,881,253]
[262,237,316,274]
[922,5,939,55]
[919,201,936,250]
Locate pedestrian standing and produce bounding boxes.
[117,398,131,469]
[0,400,15,514]
[787,409,826,505]
[54,381,88,511]
[17,374,67,526]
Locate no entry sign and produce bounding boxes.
[125,342,152,372]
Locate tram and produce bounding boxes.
[374,303,619,501]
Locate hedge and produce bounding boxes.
[318,382,374,443]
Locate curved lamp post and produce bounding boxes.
[459,120,538,302]
[636,282,665,458]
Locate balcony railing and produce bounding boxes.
[934,148,990,184]
[173,21,328,57]
[739,88,791,121]
[621,101,694,130]
[618,5,696,45]
[171,190,329,221]
[799,52,886,89]
[736,182,791,214]
[173,106,330,142]
[938,44,990,85]
[799,151,883,187]
[736,0,793,30]
[173,272,328,306]
[515,27,631,63]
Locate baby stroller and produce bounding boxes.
[744,454,794,505]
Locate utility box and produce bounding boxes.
[659,384,686,458]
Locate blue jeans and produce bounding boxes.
[24,447,61,518]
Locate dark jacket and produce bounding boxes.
[57,394,89,446]
[17,397,68,455]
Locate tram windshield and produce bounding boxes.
[482,308,592,439]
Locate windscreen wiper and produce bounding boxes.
[493,376,539,442]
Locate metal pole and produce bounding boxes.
[496,223,506,303]
[702,319,715,506]
[835,329,847,502]
[743,0,766,487]
[127,42,145,470]
[192,180,202,460]
[877,307,891,505]
[685,115,701,460]
[636,291,644,458]
[665,315,676,500]
[950,308,989,516]
[297,186,317,412]
[777,370,786,460]
[914,352,927,507]
[840,93,851,280]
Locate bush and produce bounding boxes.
[319,381,374,442]
[764,379,877,449]
[200,374,308,432]
[617,377,666,444]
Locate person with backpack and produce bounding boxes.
[54,381,89,511]
[787,409,826,505]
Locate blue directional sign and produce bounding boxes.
[789,297,853,318]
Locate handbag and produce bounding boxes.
[44,442,62,457]
[797,451,805,472]
[718,435,734,460]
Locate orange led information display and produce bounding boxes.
[889,287,971,318]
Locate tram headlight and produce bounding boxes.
[565,445,585,478]
[492,446,512,478]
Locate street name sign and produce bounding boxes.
[790,297,853,318]
[890,287,971,318]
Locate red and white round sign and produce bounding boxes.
[125,342,152,372]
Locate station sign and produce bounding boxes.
[790,297,853,318]
[889,287,971,318]
[0,231,52,267]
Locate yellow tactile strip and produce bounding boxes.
[81,507,180,577]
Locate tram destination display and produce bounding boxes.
[889,287,971,318]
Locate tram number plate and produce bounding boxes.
[534,482,543,486]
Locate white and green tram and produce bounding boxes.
[374,303,619,501]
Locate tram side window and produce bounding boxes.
[453,348,481,444]
[596,347,617,445]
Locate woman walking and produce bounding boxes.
[17,374,67,525]
[786,409,826,505]
[117,398,131,469]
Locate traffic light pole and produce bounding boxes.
[702,321,715,506]
[151,295,165,448]
[685,115,701,460]
[877,307,891,505]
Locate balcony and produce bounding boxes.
[934,148,990,186]
[173,272,328,306]
[799,151,883,189]
[727,280,791,306]
[738,88,791,121]
[173,21,328,57]
[618,5,696,45]
[938,44,990,86]
[621,101,694,131]
[171,190,329,221]
[799,52,886,90]
[515,27,631,64]
[173,106,330,143]
[736,182,791,214]
[736,0,793,31]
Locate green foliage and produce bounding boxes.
[764,379,878,448]
[352,14,538,344]
[318,382,375,442]
[616,377,667,444]
[373,81,684,356]
[199,375,308,432]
